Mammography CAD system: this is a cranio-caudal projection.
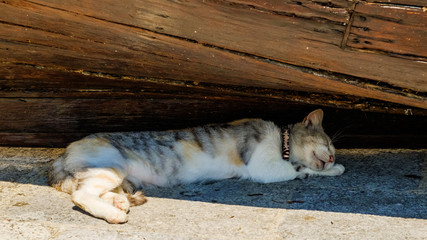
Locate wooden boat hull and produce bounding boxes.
[0,0,426,147]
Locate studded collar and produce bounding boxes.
[281,124,292,161]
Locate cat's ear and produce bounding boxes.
[303,109,324,129]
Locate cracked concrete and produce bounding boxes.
[0,148,426,239]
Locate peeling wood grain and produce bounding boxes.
[221,0,352,22]
[0,0,426,148]
[1,62,426,113]
[348,2,427,58]
[19,0,427,92]
[365,0,426,7]
[0,0,425,108]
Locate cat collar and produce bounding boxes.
[281,124,291,161]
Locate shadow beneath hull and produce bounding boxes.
[1,148,425,219]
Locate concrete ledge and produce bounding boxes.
[0,148,426,239]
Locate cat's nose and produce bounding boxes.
[329,155,334,162]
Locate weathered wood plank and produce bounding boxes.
[3,91,425,134]
[348,2,427,57]
[0,96,309,134]
[2,133,426,149]
[0,1,425,108]
[0,13,312,92]
[365,0,426,7]
[0,0,426,149]
[2,62,426,115]
[21,0,427,92]
[230,0,352,22]
[0,97,425,148]
[0,133,87,147]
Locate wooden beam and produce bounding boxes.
[0,0,426,148]
[1,62,426,115]
[365,0,426,7]
[0,1,425,108]
[1,92,425,148]
[16,0,426,92]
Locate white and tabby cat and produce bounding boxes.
[49,109,344,223]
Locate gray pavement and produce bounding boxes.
[0,147,426,239]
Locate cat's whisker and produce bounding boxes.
[331,127,347,143]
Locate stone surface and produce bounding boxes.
[0,148,426,239]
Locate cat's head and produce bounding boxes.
[289,109,336,171]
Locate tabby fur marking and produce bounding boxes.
[48,109,344,223]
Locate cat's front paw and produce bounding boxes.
[105,209,128,224]
[330,164,345,176]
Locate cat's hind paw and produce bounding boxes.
[113,195,130,213]
[101,192,130,213]
[105,209,128,224]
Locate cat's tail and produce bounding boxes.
[119,179,147,206]
[125,191,147,207]
[48,154,77,194]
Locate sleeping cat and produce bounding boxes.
[48,109,344,223]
